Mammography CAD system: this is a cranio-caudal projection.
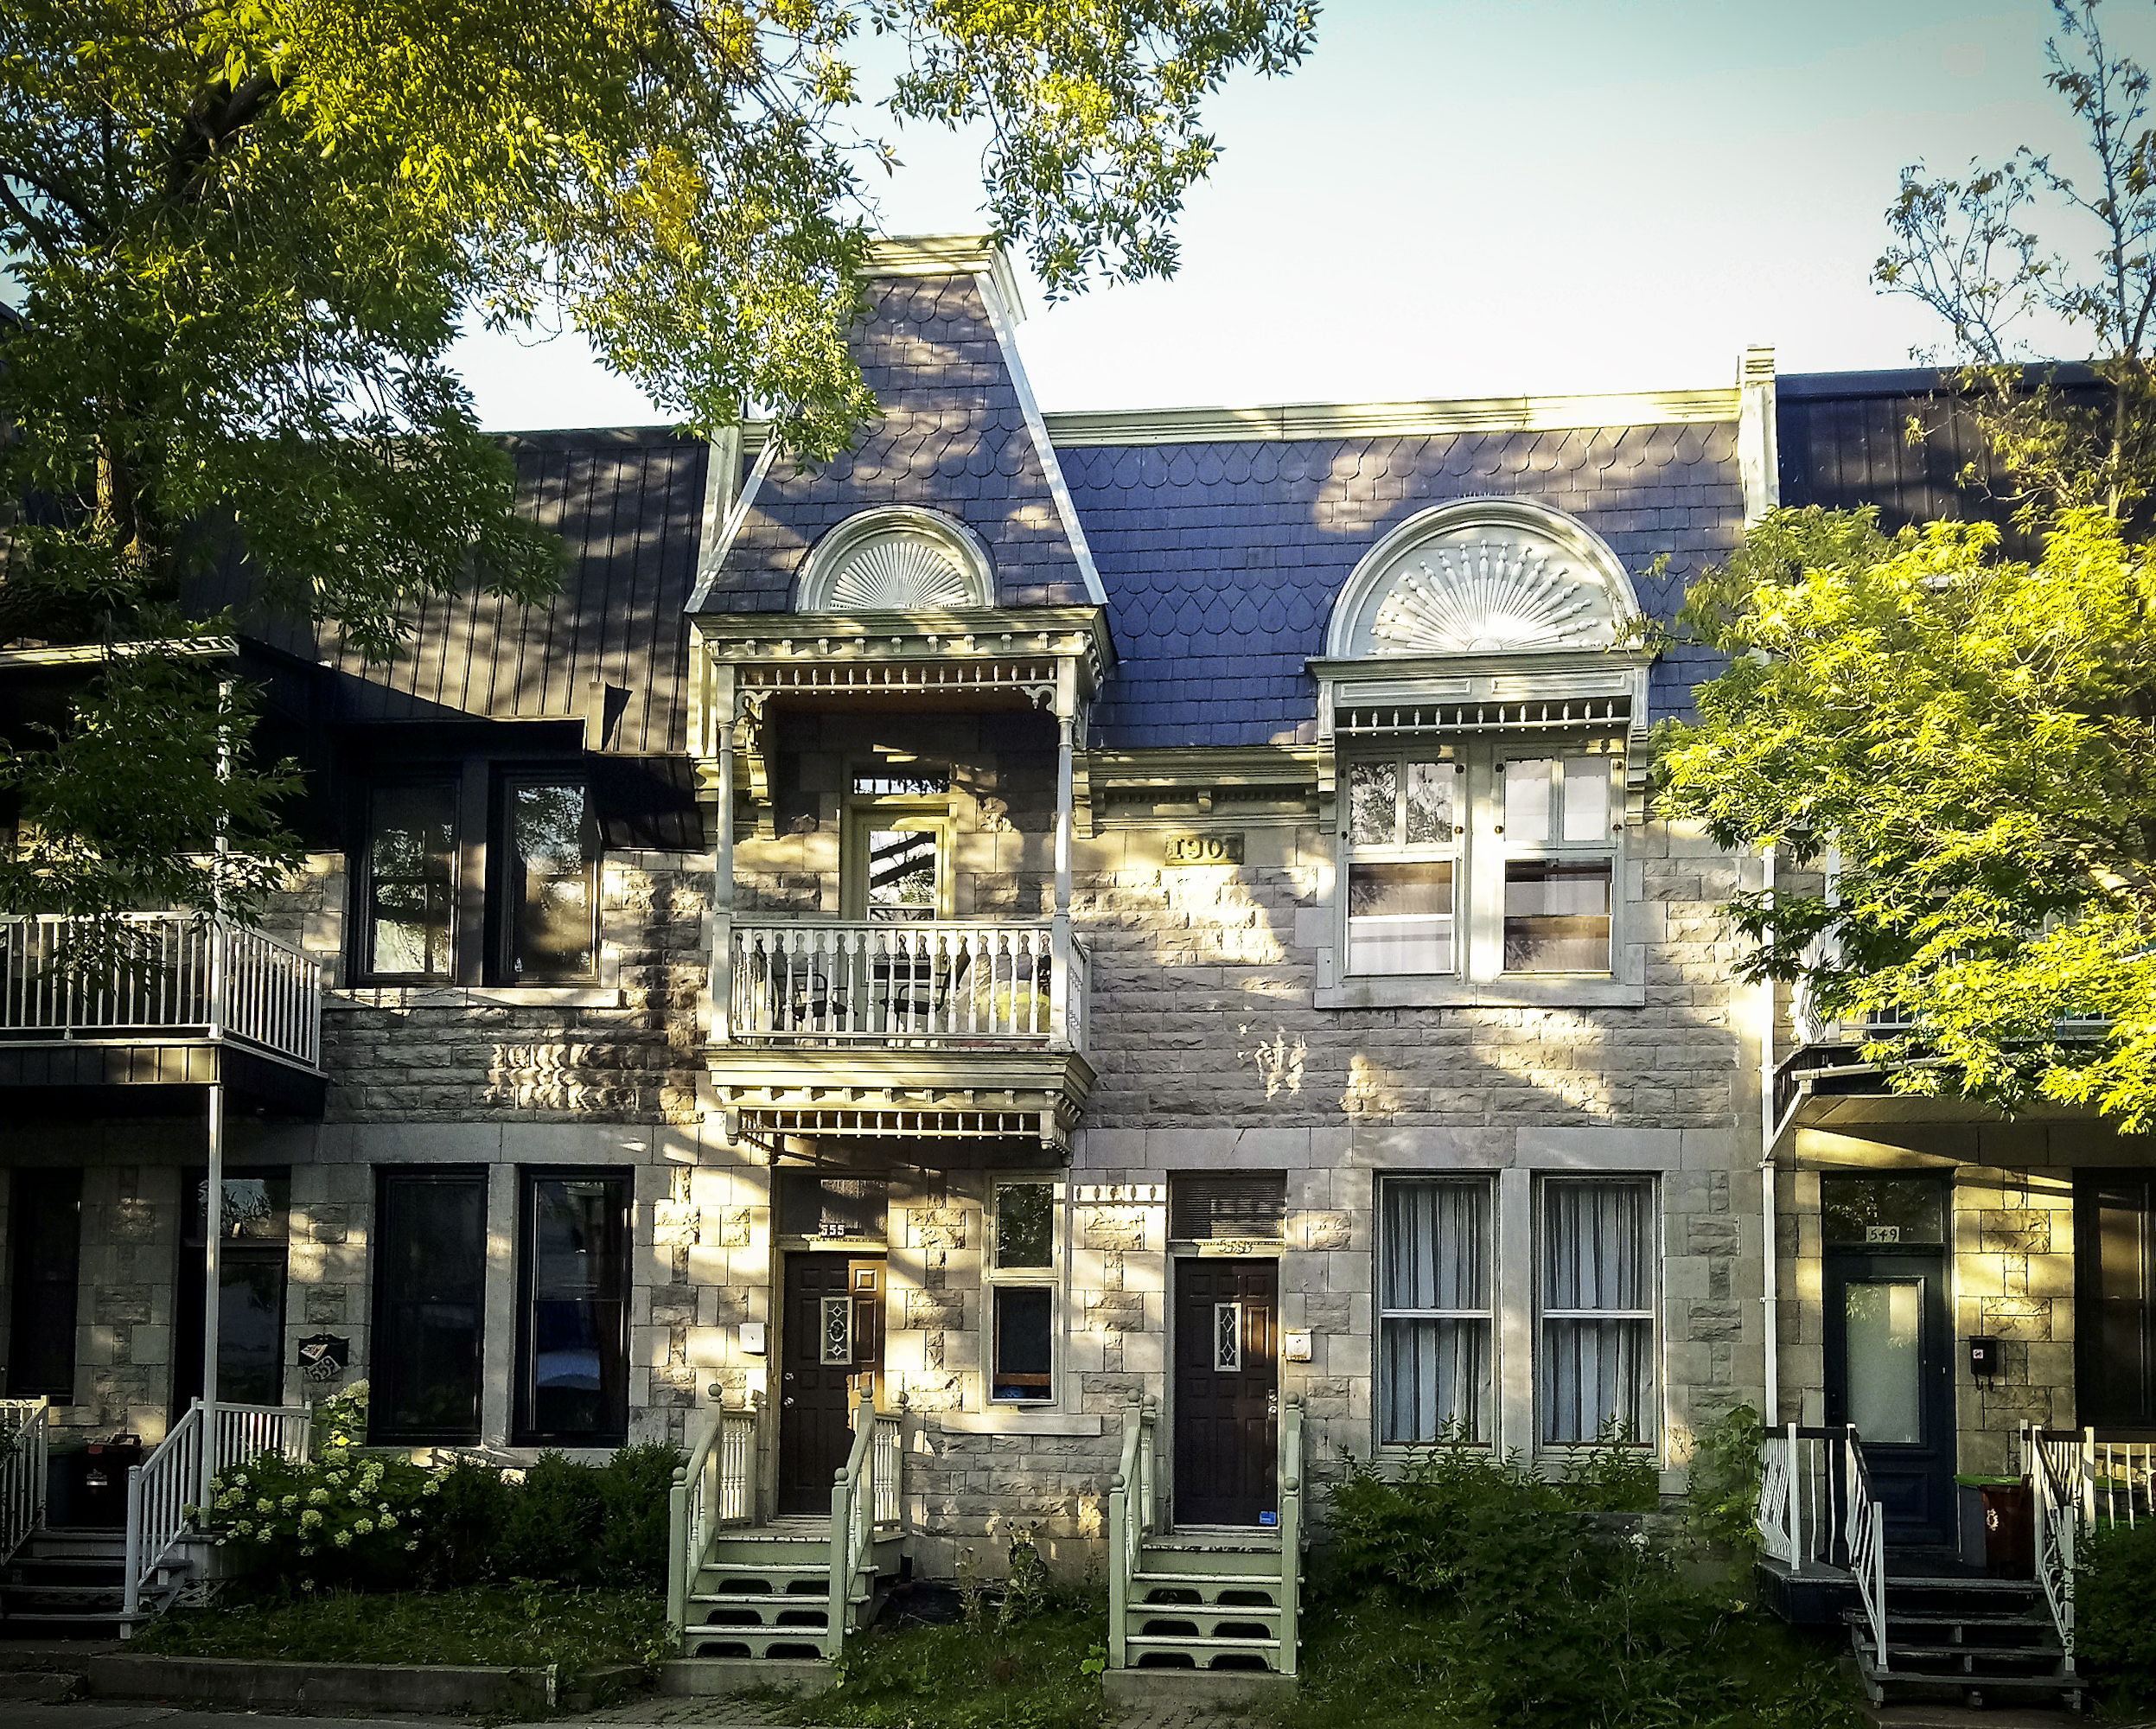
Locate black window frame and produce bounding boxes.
[513,1167,632,1448]
[2077,1171,2156,1430]
[174,1165,292,1417]
[368,1165,490,1447]
[354,776,462,985]
[492,772,601,986]
[7,1168,81,1402]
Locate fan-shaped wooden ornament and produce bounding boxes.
[1370,537,1611,654]
[825,534,982,611]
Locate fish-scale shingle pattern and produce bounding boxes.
[1062,422,1742,747]
[701,276,1092,613]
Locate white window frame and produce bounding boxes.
[1343,747,1464,979]
[1376,1176,1496,1447]
[1494,746,1622,979]
[1535,1175,1658,1450]
[986,1177,1061,1406]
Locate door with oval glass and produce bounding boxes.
[778,1254,884,1515]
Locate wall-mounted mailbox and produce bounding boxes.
[739,1321,767,1356]
[1284,1330,1313,1363]
[1968,1336,1999,1377]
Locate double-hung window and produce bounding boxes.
[1501,755,1617,974]
[988,1180,1056,1404]
[1540,1177,1655,1445]
[1346,753,1460,975]
[515,1170,631,1445]
[1379,1179,1493,1443]
[500,778,598,982]
[363,783,459,981]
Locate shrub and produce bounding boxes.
[414,1455,513,1589]
[1687,1403,1765,1553]
[205,1448,434,1592]
[2079,1515,2156,1710]
[497,1450,608,1584]
[593,1443,683,1588]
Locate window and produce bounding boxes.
[1347,754,1459,975]
[1540,1178,1655,1445]
[175,1168,291,1413]
[1380,1179,1493,1444]
[371,1169,488,1445]
[500,778,597,981]
[1339,742,1622,983]
[2078,1174,2156,1428]
[515,1171,630,1445]
[1170,1173,1287,1244]
[364,783,457,980]
[845,765,952,922]
[989,1181,1056,1403]
[7,1170,80,1401]
[777,1174,889,1241]
[1502,756,1615,973]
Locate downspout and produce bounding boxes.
[1759,843,1778,1426]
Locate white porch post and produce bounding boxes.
[709,663,737,1045]
[1049,660,1075,1050]
[201,1081,223,1508]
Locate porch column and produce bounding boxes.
[1049,660,1075,1049]
[709,665,737,1045]
[201,1080,224,1507]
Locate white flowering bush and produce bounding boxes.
[201,1439,437,1590]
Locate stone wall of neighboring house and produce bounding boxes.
[1951,1165,2077,1476]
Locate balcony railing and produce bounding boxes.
[0,914,322,1070]
[724,918,1087,1050]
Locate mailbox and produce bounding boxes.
[739,1320,767,1356]
[1968,1336,2000,1377]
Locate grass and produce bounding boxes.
[130,1582,673,1675]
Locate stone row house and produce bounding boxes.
[0,242,2148,1677]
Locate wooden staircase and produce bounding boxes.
[1846,1573,2080,1711]
[1,1527,188,1633]
[1107,1395,1303,1676]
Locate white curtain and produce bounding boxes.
[1380,1182,1490,1443]
[1540,1180,1654,1443]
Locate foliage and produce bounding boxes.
[130,1581,673,1675]
[1876,1,2156,523]
[1686,1404,1765,1555]
[1312,1432,1861,1729]
[2077,1515,2156,1709]
[998,1528,1052,1630]
[1655,504,2156,1130]
[0,0,1315,936]
[200,1431,682,1593]
[796,1597,1107,1729]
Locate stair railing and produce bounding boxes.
[209,1401,310,1473]
[0,1397,50,1567]
[827,1386,880,1663]
[669,1391,726,1636]
[124,1399,205,1627]
[1278,1394,1304,1679]
[1107,1393,1157,1672]
[1757,1425,1796,1565]
[1757,1425,1842,1570]
[1843,1426,1887,1672]
[2029,1426,2154,1528]
[2021,1421,2078,1669]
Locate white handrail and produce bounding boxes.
[872,1409,902,1528]
[826,1387,879,1662]
[1757,1426,1796,1565]
[0,915,321,1069]
[1107,1394,1157,1671]
[124,1400,204,1624]
[669,1396,726,1636]
[1279,1394,1303,1678]
[2022,1422,2079,1668]
[730,919,1078,1048]
[1844,1427,1887,1673]
[210,1401,309,1470]
[0,1398,49,1566]
[1756,1425,1841,1570]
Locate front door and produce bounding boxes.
[1174,1260,1279,1527]
[1824,1251,1956,1547]
[778,1254,884,1515]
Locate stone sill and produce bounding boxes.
[935,1410,1103,1436]
[1316,977,1647,1010]
[329,986,625,1011]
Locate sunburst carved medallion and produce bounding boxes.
[1368,534,1614,654]
[825,534,981,611]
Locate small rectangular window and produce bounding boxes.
[516,1171,630,1445]
[365,783,457,979]
[992,1286,1053,1402]
[1380,1179,1493,1444]
[1540,1178,1655,1445]
[1503,861,1612,973]
[371,1169,488,1445]
[501,780,597,981]
[1346,752,1458,978]
[1349,861,1455,974]
[1171,1173,1286,1243]
[994,1182,1054,1269]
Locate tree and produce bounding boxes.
[1656,507,2156,1130]
[1876,0,2156,521]
[0,0,1316,932]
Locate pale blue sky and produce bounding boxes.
[454,0,2114,429]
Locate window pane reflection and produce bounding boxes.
[522,1175,629,1443]
[367,784,456,979]
[506,782,596,980]
[1503,862,1611,973]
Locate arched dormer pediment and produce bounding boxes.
[1324,499,1641,661]
[794,506,995,614]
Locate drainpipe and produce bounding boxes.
[1759,844,1778,1426]
[202,679,233,1507]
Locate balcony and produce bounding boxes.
[0,915,325,1112]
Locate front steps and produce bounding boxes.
[679,1515,900,1662]
[1,1528,188,1636]
[1119,1535,1294,1672]
[1846,1575,2080,1711]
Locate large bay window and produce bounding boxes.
[1379,1179,1493,1443]
[1540,1178,1655,1445]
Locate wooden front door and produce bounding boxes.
[1174,1259,1279,1528]
[778,1254,884,1515]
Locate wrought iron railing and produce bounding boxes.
[1107,1393,1158,1671]
[0,914,322,1069]
[724,918,1088,1050]
[2021,1422,2079,1669]
[0,1397,48,1567]
[1844,1427,1887,1672]
[2026,1425,2155,1528]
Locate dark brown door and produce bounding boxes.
[778,1254,884,1515]
[1174,1259,1278,1527]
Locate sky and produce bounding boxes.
[452,0,2117,431]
